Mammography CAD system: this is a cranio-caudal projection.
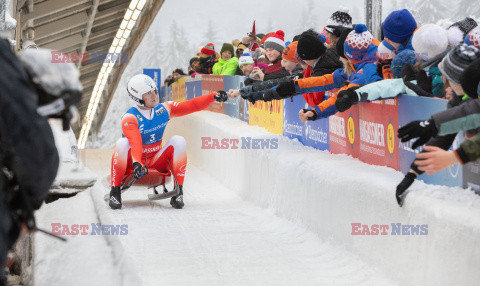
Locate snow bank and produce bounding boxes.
[163,111,480,286]
[49,120,97,190]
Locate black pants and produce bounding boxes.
[0,191,14,285]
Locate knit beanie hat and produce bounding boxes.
[282,41,298,63]
[465,26,480,49]
[448,17,478,46]
[238,53,254,66]
[264,30,286,54]
[344,24,374,62]
[326,7,353,32]
[336,27,354,59]
[438,44,480,86]
[201,43,215,55]
[382,9,417,43]
[260,32,275,44]
[412,24,449,62]
[297,30,327,60]
[460,57,480,98]
[391,50,418,78]
[220,43,235,57]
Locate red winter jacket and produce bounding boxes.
[301,66,325,107]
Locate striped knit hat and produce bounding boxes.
[264,30,286,54]
[464,26,480,49]
[326,7,353,31]
[438,44,480,85]
[344,24,374,62]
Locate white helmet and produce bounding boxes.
[127,74,157,105]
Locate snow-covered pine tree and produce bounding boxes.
[204,19,221,53]
[455,0,480,20]
[297,0,317,35]
[162,20,192,77]
[414,0,448,25]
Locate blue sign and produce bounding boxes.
[398,94,463,187]
[185,78,202,100]
[222,76,241,118]
[282,95,330,151]
[143,68,161,91]
[283,96,306,143]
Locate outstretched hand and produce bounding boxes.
[228,89,240,99]
[414,146,459,175]
[335,86,360,112]
[298,109,317,122]
[398,119,438,149]
[214,90,228,102]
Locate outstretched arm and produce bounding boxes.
[165,92,217,118]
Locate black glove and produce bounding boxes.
[214,90,228,102]
[275,80,296,98]
[335,86,360,112]
[401,64,416,82]
[416,70,433,94]
[398,119,438,149]
[396,172,417,207]
[302,109,318,121]
[263,89,279,101]
[133,162,148,179]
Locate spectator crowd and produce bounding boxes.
[162,7,480,205]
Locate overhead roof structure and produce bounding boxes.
[14,0,165,146]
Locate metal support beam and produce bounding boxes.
[94,0,166,133]
[364,0,382,39]
[77,0,99,69]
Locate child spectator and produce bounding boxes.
[213,43,239,75]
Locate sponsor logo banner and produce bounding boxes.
[329,104,359,158]
[202,75,224,113]
[171,77,186,102]
[398,95,463,187]
[358,98,399,170]
[185,76,202,101]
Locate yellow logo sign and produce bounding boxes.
[347,116,355,145]
[387,122,395,154]
[136,114,143,122]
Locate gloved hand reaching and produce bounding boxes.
[214,90,228,102]
[275,80,296,98]
[335,86,360,112]
[398,119,438,149]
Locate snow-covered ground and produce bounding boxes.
[34,111,480,286]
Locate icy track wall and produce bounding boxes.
[161,75,480,286]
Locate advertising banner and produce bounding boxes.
[202,75,224,113]
[398,94,463,187]
[185,76,202,101]
[358,98,399,170]
[171,77,186,102]
[329,105,360,158]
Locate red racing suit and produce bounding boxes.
[111,93,216,187]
